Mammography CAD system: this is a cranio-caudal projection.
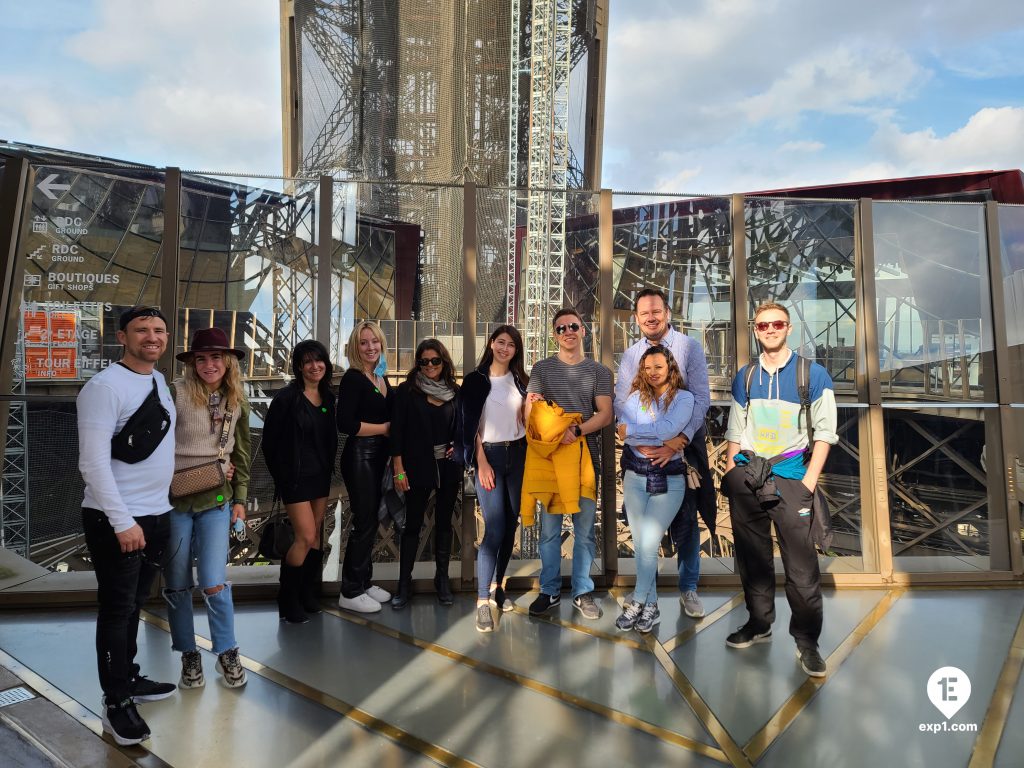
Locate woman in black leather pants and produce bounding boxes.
[336,321,394,613]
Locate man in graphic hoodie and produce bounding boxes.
[722,302,838,678]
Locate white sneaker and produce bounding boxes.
[338,592,382,613]
[365,585,392,603]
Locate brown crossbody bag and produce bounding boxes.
[169,407,233,501]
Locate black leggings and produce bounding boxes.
[400,462,460,579]
[340,435,388,598]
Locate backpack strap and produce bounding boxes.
[743,362,757,417]
[796,354,814,450]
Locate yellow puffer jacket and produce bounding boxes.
[520,400,596,526]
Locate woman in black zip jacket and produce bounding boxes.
[390,338,461,609]
[261,339,337,624]
[453,325,528,631]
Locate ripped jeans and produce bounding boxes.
[163,502,237,655]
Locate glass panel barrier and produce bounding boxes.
[745,198,857,392]
[884,405,1001,572]
[5,165,167,573]
[997,204,1024,561]
[873,201,992,401]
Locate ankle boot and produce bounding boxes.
[392,527,419,610]
[300,548,323,614]
[278,564,309,624]
[392,577,412,610]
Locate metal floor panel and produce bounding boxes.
[3,589,1024,767]
[0,612,431,768]
[757,590,1024,768]
[669,589,888,747]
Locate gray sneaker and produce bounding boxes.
[681,590,705,618]
[635,602,661,634]
[475,603,494,633]
[572,592,602,620]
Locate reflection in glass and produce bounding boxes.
[885,407,997,571]
[745,199,856,390]
[998,205,1024,403]
[602,197,733,386]
[873,202,990,400]
[179,178,316,381]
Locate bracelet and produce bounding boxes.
[394,472,406,480]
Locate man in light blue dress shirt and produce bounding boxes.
[614,288,714,618]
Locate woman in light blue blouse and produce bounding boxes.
[614,345,694,633]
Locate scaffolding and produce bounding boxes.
[523,0,572,363]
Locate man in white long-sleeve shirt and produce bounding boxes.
[78,306,177,745]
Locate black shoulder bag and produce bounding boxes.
[110,375,172,464]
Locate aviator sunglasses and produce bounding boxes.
[754,320,789,332]
[418,356,443,367]
[555,322,582,335]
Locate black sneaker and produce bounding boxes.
[128,674,176,702]
[725,623,772,649]
[797,647,827,677]
[101,697,150,746]
[528,592,560,616]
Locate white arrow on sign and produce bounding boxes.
[37,173,70,200]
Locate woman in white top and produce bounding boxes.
[454,325,529,632]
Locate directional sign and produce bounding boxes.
[37,173,70,200]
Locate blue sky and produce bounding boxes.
[2,0,1023,195]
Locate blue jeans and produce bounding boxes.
[539,496,597,598]
[163,502,237,655]
[670,494,701,592]
[623,471,687,603]
[474,441,525,600]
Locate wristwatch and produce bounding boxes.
[572,424,582,438]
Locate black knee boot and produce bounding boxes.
[300,548,323,614]
[434,531,453,606]
[278,564,309,624]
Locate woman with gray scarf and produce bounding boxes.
[390,339,461,608]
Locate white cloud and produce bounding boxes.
[602,0,1024,193]
[1,0,282,175]
[859,107,1024,178]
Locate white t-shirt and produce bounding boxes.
[78,363,177,532]
[479,373,525,443]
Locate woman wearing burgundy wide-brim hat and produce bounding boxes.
[164,327,251,689]
[175,327,245,362]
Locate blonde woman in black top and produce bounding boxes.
[336,321,394,613]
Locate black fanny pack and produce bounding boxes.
[110,376,171,464]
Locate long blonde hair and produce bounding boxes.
[346,321,388,374]
[628,345,685,411]
[181,353,245,412]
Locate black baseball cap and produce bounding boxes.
[118,306,168,331]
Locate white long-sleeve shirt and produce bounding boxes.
[78,363,176,532]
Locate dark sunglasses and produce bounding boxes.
[555,322,582,335]
[418,357,443,367]
[754,320,789,332]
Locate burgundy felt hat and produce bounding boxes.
[176,327,244,361]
